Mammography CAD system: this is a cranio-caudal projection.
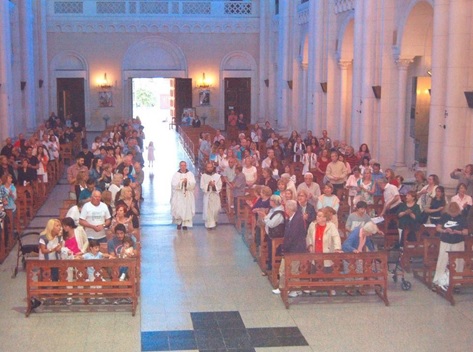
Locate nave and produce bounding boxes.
[1,128,473,352]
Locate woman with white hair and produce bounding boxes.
[342,221,379,253]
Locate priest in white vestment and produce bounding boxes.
[200,162,222,229]
[171,161,196,230]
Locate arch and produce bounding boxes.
[335,11,355,61]
[50,50,88,71]
[220,50,257,72]
[122,36,187,71]
[396,0,434,58]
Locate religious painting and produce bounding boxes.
[199,89,210,106]
[99,91,113,107]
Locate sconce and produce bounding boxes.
[264,79,269,88]
[21,81,27,91]
[287,80,293,90]
[372,85,381,99]
[320,82,327,93]
[39,79,44,88]
[197,72,211,89]
[427,70,432,77]
[99,73,112,90]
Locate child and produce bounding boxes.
[79,239,110,281]
[117,236,136,281]
[146,141,155,167]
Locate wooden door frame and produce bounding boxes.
[122,70,187,120]
[50,70,90,128]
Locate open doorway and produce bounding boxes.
[132,78,173,131]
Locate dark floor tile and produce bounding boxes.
[223,335,253,349]
[195,336,226,350]
[167,330,195,339]
[142,331,170,339]
[191,312,216,321]
[220,328,248,338]
[169,337,198,350]
[141,336,169,351]
[217,318,245,329]
[226,349,256,352]
[195,329,221,339]
[249,335,281,348]
[213,311,242,321]
[193,319,220,330]
[277,335,309,346]
[272,326,304,337]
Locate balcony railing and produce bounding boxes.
[51,0,258,17]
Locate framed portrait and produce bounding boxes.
[199,89,210,106]
[182,107,196,126]
[99,91,113,107]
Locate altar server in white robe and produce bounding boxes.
[200,162,222,229]
[171,161,196,230]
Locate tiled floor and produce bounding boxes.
[2,126,473,352]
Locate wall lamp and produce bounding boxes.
[197,72,211,89]
[99,73,112,90]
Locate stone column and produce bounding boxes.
[276,0,291,133]
[427,0,449,176]
[19,0,37,131]
[36,0,49,123]
[338,60,352,143]
[300,63,308,132]
[442,0,470,186]
[393,58,413,168]
[350,0,364,146]
[0,0,14,141]
[257,0,268,124]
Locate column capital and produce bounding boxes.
[395,57,414,69]
[338,60,352,69]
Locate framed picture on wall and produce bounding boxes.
[199,89,210,106]
[182,107,196,126]
[99,91,113,107]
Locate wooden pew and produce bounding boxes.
[282,251,389,308]
[439,249,473,305]
[400,225,436,273]
[269,237,284,288]
[25,258,139,316]
[414,237,441,287]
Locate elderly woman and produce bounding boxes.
[255,195,285,272]
[258,167,278,193]
[432,202,468,291]
[342,221,379,253]
[306,207,342,295]
[116,185,140,219]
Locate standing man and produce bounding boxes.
[272,200,307,297]
[222,157,237,213]
[296,172,321,208]
[171,161,196,230]
[67,155,88,200]
[200,162,222,229]
[325,151,348,199]
[79,190,112,243]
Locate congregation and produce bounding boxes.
[173,116,473,298]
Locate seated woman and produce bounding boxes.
[432,202,468,291]
[108,203,137,239]
[242,157,258,187]
[17,158,36,185]
[397,191,421,246]
[61,217,89,257]
[417,174,439,211]
[274,179,287,196]
[423,186,446,225]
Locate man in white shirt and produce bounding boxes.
[296,172,321,208]
[378,178,402,217]
[79,190,112,243]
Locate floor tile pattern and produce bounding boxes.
[141,311,308,351]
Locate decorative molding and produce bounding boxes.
[47,20,259,34]
[338,60,352,70]
[334,0,355,14]
[395,57,414,69]
[297,8,309,25]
